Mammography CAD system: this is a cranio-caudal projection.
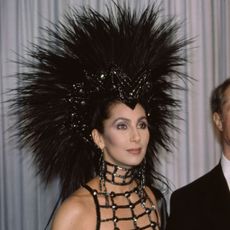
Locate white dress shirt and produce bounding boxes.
[221,153,230,190]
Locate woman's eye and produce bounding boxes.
[138,122,148,129]
[116,123,127,130]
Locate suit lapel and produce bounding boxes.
[205,163,230,227]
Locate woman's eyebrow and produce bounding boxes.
[112,116,148,124]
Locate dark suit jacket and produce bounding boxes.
[166,163,230,230]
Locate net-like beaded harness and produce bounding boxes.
[83,161,160,230]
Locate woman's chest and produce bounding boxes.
[94,189,160,230]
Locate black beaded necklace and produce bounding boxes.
[103,161,136,185]
[84,161,160,230]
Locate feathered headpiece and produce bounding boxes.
[11,3,190,198]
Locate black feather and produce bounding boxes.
[10,3,191,198]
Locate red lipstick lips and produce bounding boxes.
[126,148,141,155]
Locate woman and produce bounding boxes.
[11,2,190,230]
[52,101,164,229]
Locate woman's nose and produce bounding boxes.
[130,128,141,142]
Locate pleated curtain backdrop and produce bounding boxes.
[0,0,230,229]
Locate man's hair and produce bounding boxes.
[211,78,230,114]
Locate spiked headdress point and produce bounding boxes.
[11,3,190,198]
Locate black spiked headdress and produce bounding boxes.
[11,3,190,198]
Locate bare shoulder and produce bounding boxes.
[51,186,96,230]
[144,186,158,203]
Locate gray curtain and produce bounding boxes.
[1,0,230,229]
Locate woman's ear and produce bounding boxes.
[91,129,104,150]
[213,112,223,132]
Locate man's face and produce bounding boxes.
[213,86,230,158]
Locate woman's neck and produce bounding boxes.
[103,161,135,186]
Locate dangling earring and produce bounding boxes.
[99,150,106,192]
[138,158,146,196]
[99,149,110,206]
[141,159,146,188]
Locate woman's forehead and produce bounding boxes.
[107,102,146,119]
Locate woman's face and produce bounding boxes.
[92,102,150,168]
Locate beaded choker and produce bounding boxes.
[103,161,135,185]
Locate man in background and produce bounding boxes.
[166,78,230,230]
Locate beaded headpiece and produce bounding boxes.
[11,3,190,198]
